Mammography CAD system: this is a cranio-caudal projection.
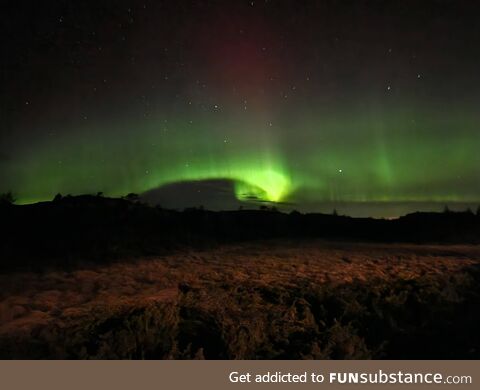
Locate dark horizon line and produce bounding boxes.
[6,192,480,221]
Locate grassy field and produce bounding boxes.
[0,240,479,359]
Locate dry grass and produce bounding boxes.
[0,240,479,359]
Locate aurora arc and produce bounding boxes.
[4,104,480,209]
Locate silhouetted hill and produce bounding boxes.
[141,179,244,210]
[1,195,479,270]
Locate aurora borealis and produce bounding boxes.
[1,1,480,216]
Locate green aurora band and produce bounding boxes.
[4,102,479,212]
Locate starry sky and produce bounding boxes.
[1,0,479,217]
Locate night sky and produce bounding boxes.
[1,1,479,216]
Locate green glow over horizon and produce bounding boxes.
[3,104,480,211]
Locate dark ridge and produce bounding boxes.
[1,194,479,271]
